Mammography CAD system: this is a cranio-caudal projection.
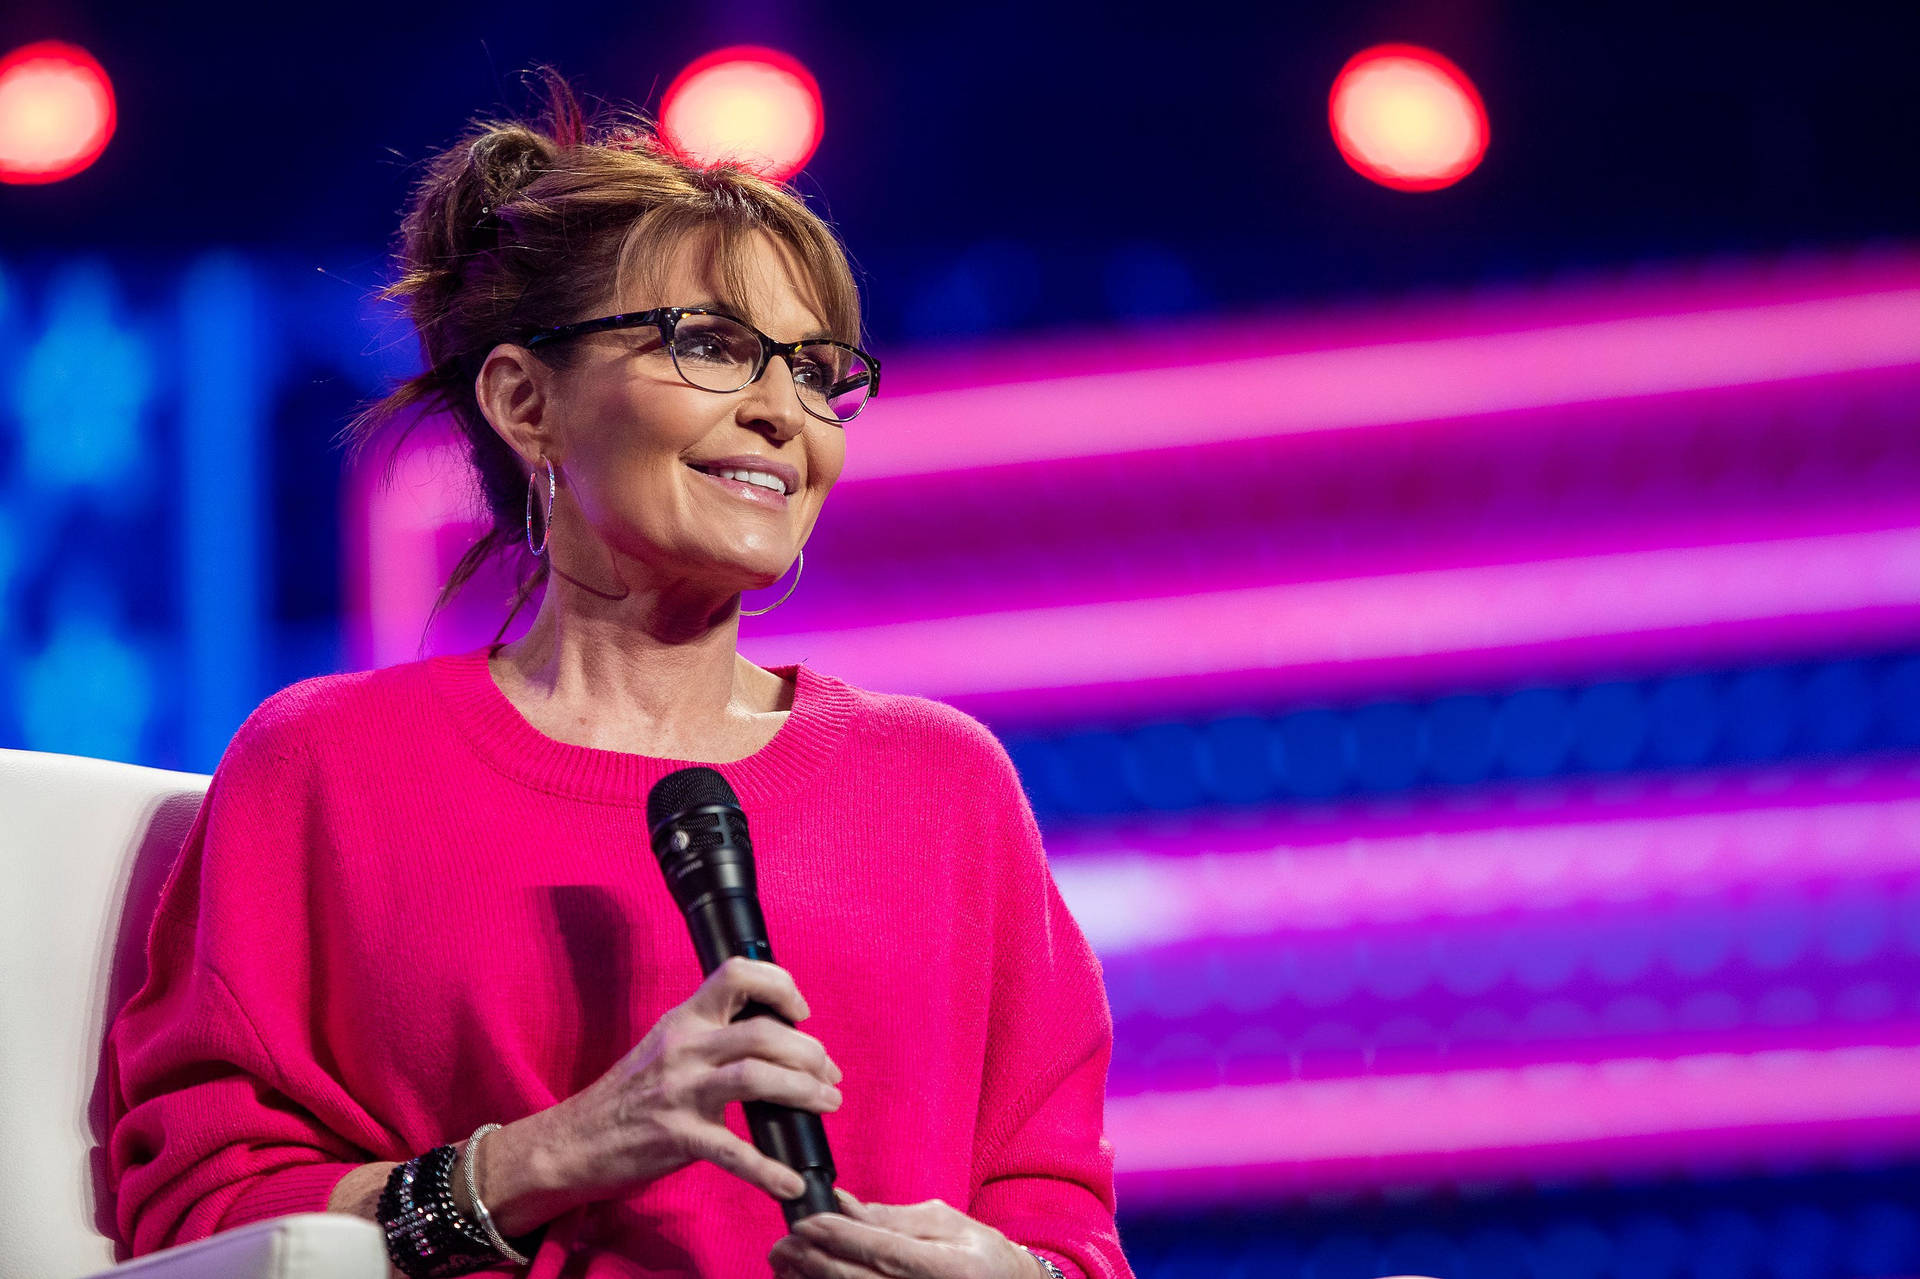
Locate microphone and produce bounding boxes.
[645,766,837,1227]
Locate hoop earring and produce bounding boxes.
[741,550,804,617]
[526,457,556,556]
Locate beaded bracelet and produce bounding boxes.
[376,1143,514,1278]
[378,1136,499,1267]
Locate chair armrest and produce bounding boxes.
[81,1214,389,1279]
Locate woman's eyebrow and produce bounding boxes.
[684,298,833,343]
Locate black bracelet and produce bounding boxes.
[376,1143,511,1278]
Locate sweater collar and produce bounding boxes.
[426,643,857,808]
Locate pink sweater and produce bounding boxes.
[105,645,1132,1278]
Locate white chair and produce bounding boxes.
[0,748,386,1279]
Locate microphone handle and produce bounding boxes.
[686,893,838,1226]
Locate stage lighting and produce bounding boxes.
[0,40,114,185]
[1329,43,1487,192]
[660,45,823,182]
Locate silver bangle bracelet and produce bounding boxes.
[1022,1245,1067,1278]
[463,1122,532,1266]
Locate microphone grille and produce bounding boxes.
[647,765,740,832]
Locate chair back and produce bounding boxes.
[0,748,211,1279]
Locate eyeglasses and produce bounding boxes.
[521,306,881,425]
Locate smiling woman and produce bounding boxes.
[102,61,1131,1279]
[336,67,867,649]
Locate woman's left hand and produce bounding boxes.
[768,1188,1046,1278]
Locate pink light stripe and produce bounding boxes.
[849,289,1920,480]
[744,526,1920,700]
[877,254,1920,398]
[1108,1045,1920,1192]
[1049,777,1920,953]
[348,434,484,667]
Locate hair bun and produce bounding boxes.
[399,67,589,276]
[463,125,557,250]
[468,126,556,209]
[394,121,552,284]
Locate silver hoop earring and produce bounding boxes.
[526,457,556,556]
[741,550,804,617]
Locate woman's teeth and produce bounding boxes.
[712,467,787,494]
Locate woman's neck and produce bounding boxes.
[490,589,791,759]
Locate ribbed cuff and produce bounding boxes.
[217,1161,362,1231]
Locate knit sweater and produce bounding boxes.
[104,644,1132,1279]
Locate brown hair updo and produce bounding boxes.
[340,65,864,646]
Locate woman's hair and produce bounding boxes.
[339,65,864,647]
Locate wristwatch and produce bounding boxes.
[1021,1245,1067,1279]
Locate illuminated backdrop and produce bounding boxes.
[6,7,1920,1274]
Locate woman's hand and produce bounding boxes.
[769,1188,1048,1279]
[524,956,845,1217]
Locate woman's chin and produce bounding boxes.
[696,563,786,601]
[660,548,789,595]
[735,574,788,598]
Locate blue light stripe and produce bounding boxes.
[178,254,264,770]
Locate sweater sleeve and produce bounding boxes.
[104,694,375,1257]
[965,738,1135,1279]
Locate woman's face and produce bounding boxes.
[494,228,847,599]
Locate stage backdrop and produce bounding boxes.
[5,247,1919,1279]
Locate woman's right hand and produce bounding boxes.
[531,956,844,1208]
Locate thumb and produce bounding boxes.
[833,1187,870,1220]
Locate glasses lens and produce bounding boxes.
[793,343,875,422]
[668,313,761,392]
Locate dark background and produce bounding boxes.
[7,2,1916,338]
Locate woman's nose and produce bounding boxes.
[741,356,811,438]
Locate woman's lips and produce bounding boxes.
[687,464,789,508]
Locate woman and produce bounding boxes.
[103,69,1132,1279]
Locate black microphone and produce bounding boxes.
[645,765,837,1227]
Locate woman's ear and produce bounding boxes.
[474,341,557,467]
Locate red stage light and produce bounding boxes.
[659,46,823,182]
[0,40,115,185]
[1329,44,1487,192]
